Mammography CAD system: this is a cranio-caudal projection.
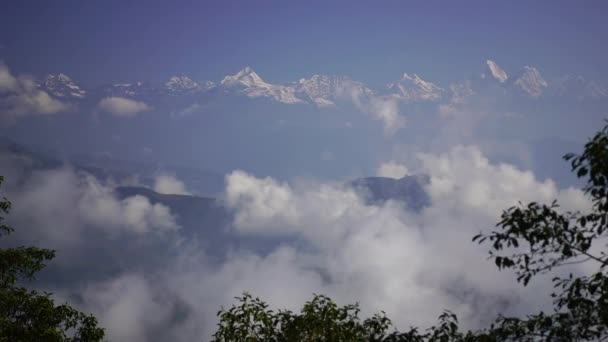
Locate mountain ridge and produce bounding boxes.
[35,62,608,106]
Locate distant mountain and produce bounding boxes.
[550,75,608,100]
[482,60,509,83]
[28,61,608,112]
[39,73,86,99]
[164,75,215,95]
[348,175,431,212]
[115,186,231,242]
[220,66,304,104]
[95,81,157,99]
[111,176,432,256]
[513,66,548,98]
[386,73,443,102]
[293,74,374,107]
[71,154,225,197]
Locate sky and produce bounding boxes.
[1,2,608,341]
[2,1,608,86]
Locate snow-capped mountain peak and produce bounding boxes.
[164,75,209,94]
[166,75,198,89]
[40,73,86,99]
[387,73,443,101]
[220,67,304,104]
[513,66,548,98]
[221,66,266,88]
[293,74,373,107]
[551,75,608,100]
[57,73,72,83]
[483,60,508,83]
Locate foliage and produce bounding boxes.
[472,123,608,341]
[0,175,105,342]
[212,293,491,342]
[214,123,608,341]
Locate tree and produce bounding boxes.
[472,123,608,341]
[214,123,608,341]
[212,292,486,342]
[0,176,105,342]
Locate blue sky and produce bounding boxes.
[2,0,608,86]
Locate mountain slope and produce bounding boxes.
[386,73,443,102]
[220,67,304,104]
[348,175,431,211]
[39,73,86,99]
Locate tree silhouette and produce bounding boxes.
[0,176,105,342]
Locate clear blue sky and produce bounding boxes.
[1,0,607,86]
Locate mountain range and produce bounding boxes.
[0,138,431,230]
[37,60,607,109]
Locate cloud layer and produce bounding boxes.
[0,157,179,248]
[153,174,191,195]
[0,64,69,121]
[377,161,410,178]
[0,144,593,341]
[98,97,151,117]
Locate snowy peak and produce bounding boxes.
[294,75,373,107]
[483,60,508,83]
[40,73,86,99]
[57,73,72,83]
[164,75,214,94]
[200,80,216,90]
[32,62,607,110]
[552,75,608,100]
[103,82,151,98]
[165,75,200,92]
[221,66,266,88]
[514,66,548,98]
[387,73,443,101]
[220,67,304,104]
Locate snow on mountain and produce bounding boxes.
[200,80,216,90]
[482,60,508,83]
[513,66,548,98]
[164,75,214,94]
[100,82,155,98]
[165,75,199,92]
[386,73,443,102]
[448,81,475,105]
[33,62,608,111]
[294,75,373,107]
[40,73,86,99]
[220,67,304,104]
[551,75,608,100]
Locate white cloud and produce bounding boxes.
[225,171,299,233]
[367,96,405,134]
[219,146,592,333]
[83,274,175,342]
[335,79,405,135]
[98,97,150,117]
[0,64,18,91]
[2,145,594,341]
[6,167,179,247]
[170,103,202,118]
[0,63,70,121]
[376,161,410,178]
[153,174,191,195]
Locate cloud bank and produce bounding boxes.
[0,156,179,248]
[0,64,69,121]
[377,161,410,178]
[153,174,191,195]
[0,145,593,341]
[98,97,151,117]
